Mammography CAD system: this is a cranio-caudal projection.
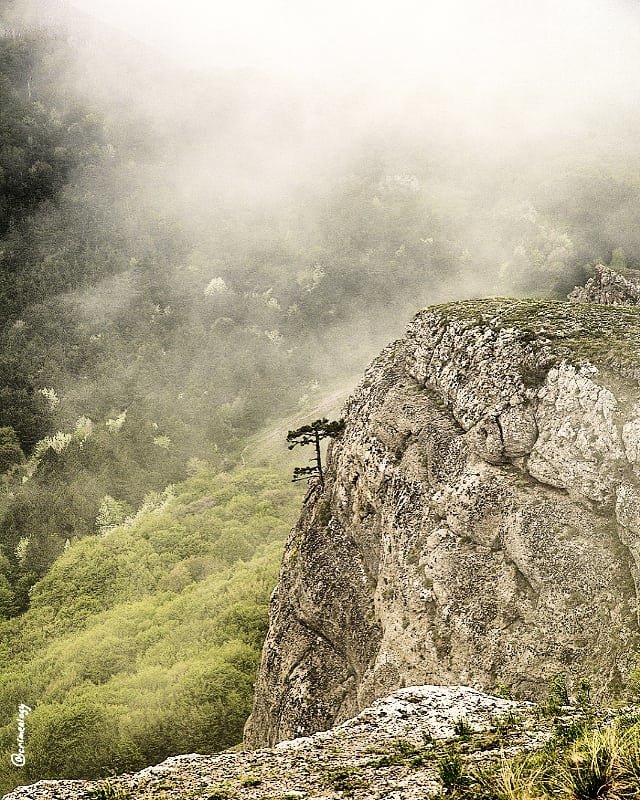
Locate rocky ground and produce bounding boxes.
[4,686,568,800]
[2,685,578,800]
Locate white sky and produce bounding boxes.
[65,0,640,101]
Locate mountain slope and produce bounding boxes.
[0,464,302,796]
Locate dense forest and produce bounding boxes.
[0,465,301,789]
[1,0,640,793]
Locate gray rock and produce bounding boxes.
[245,298,640,747]
[568,264,640,305]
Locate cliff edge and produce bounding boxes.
[245,295,640,747]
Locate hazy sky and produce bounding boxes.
[65,0,640,102]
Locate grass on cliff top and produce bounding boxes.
[423,297,640,374]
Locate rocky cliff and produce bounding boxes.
[245,295,640,748]
[568,264,640,305]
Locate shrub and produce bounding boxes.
[555,727,618,800]
[438,747,465,790]
[453,717,474,738]
[475,756,544,800]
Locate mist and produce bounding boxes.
[5,0,640,428]
[53,0,640,291]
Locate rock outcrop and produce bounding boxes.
[245,296,640,748]
[568,264,640,305]
[0,686,570,800]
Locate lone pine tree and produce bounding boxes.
[286,417,345,487]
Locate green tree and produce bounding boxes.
[286,417,345,488]
[95,494,132,534]
[0,426,23,473]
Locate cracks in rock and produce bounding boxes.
[303,481,323,506]
[291,606,369,684]
[267,608,367,741]
[494,414,507,459]
[407,321,447,382]
[604,508,640,631]
[509,458,576,501]
[504,551,540,609]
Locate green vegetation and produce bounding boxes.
[0,465,301,795]
[438,747,466,791]
[85,781,132,800]
[453,718,474,738]
[470,717,640,800]
[325,766,367,793]
[430,297,640,376]
[368,737,435,769]
[540,673,571,717]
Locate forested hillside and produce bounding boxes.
[0,465,301,794]
[2,0,640,794]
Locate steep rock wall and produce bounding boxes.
[245,298,640,747]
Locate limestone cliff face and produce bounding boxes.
[245,297,640,748]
